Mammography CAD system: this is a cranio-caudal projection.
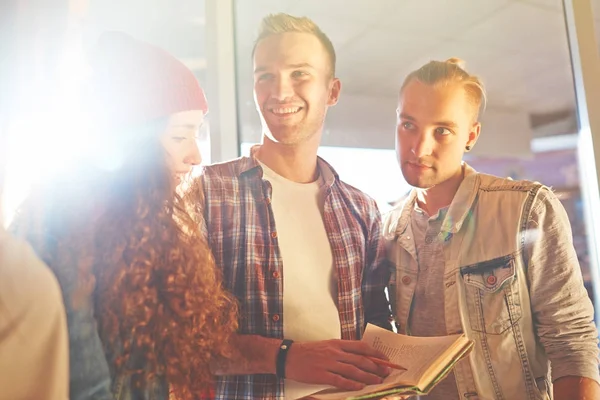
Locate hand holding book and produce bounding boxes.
[284,338,392,392]
[310,324,474,400]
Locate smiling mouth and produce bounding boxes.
[269,107,303,116]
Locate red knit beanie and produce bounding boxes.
[87,31,208,128]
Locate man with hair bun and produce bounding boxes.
[384,58,600,399]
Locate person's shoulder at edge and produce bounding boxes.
[0,229,68,399]
[0,229,65,317]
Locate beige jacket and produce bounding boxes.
[0,228,69,400]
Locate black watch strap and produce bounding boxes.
[276,339,294,379]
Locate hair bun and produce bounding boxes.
[445,57,466,69]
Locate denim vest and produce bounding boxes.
[384,166,554,400]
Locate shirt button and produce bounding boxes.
[272,271,280,279]
[486,275,497,286]
[272,314,280,322]
[406,236,411,240]
[402,276,412,285]
[425,236,433,244]
[271,231,278,239]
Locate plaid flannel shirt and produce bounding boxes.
[201,149,392,400]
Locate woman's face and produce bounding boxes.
[159,110,204,185]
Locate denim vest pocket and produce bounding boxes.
[460,254,522,334]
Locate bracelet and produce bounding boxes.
[276,339,294,379]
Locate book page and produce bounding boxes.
[363,324,461,385]
[312,325,465,400]
[311,368,411,400]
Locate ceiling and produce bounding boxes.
[84,0,207,59]
[234,0,600,144]
[83,0,600,150]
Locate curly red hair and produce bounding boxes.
[12,125,237,399]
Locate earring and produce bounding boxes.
[465,145,472,151]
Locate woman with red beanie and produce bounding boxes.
[12,32,237,400]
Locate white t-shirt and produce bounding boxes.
[0,228,69,400]
[260,162,341,400]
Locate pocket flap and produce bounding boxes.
[460,254,517,293]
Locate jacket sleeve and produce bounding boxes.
[526,187,600,383]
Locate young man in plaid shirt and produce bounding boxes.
[201,13,394,400]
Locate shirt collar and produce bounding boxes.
[238,144,339,188]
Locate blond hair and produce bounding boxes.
[401,58,487,119]
[252,13,336,77]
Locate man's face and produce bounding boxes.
[396,80,480,189]
[253,32,340,146]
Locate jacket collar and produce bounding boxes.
[393,163,480,238]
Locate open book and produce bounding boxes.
[312,324,474,400]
